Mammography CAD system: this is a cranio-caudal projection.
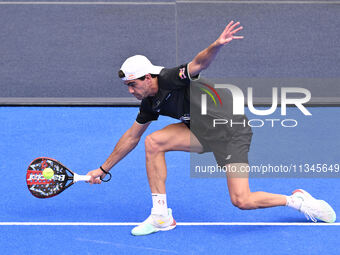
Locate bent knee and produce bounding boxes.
[230,194,252,210]
[145,133,163,154]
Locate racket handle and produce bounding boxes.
[73,173,91,183]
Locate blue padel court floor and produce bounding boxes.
[0,106,339,254]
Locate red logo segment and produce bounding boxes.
[26,170,54,185]
[202,83,223,106]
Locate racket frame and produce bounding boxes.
[26,157,91,198]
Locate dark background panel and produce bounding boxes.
[177,3,340,79]
[0,1,339,102]
[0,4,176,97]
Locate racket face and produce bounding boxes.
[26,157,74,198]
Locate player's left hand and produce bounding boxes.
[216,21,244,45]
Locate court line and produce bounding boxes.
[1,222,340,226]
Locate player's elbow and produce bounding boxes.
[199,61,210,71]
[129,135,141,148]
[125,128,141,147]
[189,60,208,77]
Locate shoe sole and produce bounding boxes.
[158,219,176,231]
[131,218,176,236]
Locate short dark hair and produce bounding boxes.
[137,74,158,81]
[117,70,158,80]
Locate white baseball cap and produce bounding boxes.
[119,55,164,81]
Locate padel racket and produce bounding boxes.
[26,157,111,199]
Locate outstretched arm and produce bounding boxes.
[188,21,243,77]
[87,121,151,184]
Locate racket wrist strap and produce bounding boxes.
[100,166,109,174]
[99,166,112,182]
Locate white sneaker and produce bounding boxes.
[131,208,176,236]
[292,189,336,223]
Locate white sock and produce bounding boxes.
[151,193,168,216]
[286,195,303,210]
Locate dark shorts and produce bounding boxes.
[184,121,252,167]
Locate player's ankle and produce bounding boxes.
[151,193,168,216]
[151,207,168,216]
[286,195,303,210]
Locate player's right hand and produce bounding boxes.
[86,169,105,184]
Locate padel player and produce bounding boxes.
[87,21,336,236]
